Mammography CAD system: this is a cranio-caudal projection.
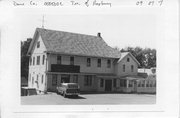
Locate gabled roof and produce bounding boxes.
[27,28,121,58]
[118,52,140,65]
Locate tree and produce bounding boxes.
[21,38,32,78]
[114,46,156,68]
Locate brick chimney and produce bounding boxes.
[97,32,101,38]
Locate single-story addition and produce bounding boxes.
[27,28,142,94]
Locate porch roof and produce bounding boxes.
[46,71,117,77]
[96,74,118,78]
[120,75,145,80]
[46,71,96,75]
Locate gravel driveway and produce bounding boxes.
[21,92,156,105]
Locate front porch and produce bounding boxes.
[45,72,98,92]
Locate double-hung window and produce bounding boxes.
[123,64,125,72]
[87,58,91,67]
[57,56,61,64]
[107,59,111,68]
[42,55,45,65]
[84,75,92,86]
[70,56,74,65]
[97,59,101,67]
[131,65,134,72]
[33,57,35,65]
[37,56,40,65]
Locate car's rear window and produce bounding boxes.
[68,84,78,89]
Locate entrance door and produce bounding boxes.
[105,80,112,91]
[61,74,70,83]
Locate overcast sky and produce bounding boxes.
[18,12,157,49]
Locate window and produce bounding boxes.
[42,55,45,65]
[84,75,92,86]
[142,80,145,87]
[37,75,39,82]
[120,79,127,87]
[41,75,44,84]
[149,81,152,87]
[146,81,149,87]
[97,59,101,67]
[128,80,133,87]
[33,57,35,65]
[52,75,57,86]
[36,75,39,88]
[87,58,91,67]
[127,58,130,62]
[29,74,31,84]
[70,56,74,65]
[73,75,78,83]
[32,77,34,87]
[36,56,40,65]
[123,64,125,72]
[57,56,61,64]
[113,79,117,87]
[100,79,104,87]
[37,41,40,48]
[29,57,32,65]
[131,65,134,72]
[138,81,141,87]
[107,59,111,68]
[154,81,156,87]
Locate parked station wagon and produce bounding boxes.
[56,83,80,98]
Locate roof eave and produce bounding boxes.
[118,52,140,66]
[26,28,39,56]
[45,51,120,59]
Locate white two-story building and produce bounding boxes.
[27,28,142,93]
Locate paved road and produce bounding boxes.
[21,93,156,105]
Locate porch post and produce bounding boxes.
[126,80,129,88]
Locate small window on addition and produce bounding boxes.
[123,64,125,72]
[37,41,40,48]
[131,65,134,72]
[127,58,130,62]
